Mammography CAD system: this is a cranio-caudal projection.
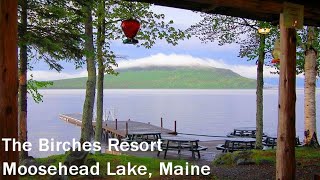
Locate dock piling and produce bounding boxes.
[161,117,163,128]
[174,120,177,134]
[115,118,118,130]
[126,122,128,136]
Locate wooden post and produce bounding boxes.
[161,117,163,128]
[115,118,118,130]
[0,1,19,180]
[126,122,128,136]
[276,13,297,180]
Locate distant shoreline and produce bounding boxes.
[37,88,320,91]
[44,67,257,89]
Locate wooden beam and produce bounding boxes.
[276,13,297,180]
[134,0,320,27]
[190,0,281,13]
[0,0,19,179]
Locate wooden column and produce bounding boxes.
[0,0,19,179]
[276,13,297,180]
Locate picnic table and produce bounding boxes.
[157,136,207,159]
[123,131,162,143]
[227,127,267,138]
[216,138,256,152]
[227,127,256,137]
[263,135,301,149]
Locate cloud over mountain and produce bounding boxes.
[30,53,282,80]
[116,53,280,79]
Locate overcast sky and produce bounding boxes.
[30,5,300,85]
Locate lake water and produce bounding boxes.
[28,89,320,157]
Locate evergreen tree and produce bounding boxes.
[18,0,83,161]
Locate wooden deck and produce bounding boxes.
[59,113,176,139]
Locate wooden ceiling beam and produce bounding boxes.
[134,0,320,26]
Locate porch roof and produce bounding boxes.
[134,0,320,26]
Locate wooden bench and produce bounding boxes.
[189,145,208,158]
[216,144,251,152]
[263,136,302,149]
[159,145,207,158]
[216,138,256,153]
[216,144,228,152]
[157,138,206,159]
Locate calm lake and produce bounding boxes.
[28,89,320,157]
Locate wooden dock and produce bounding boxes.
[59,113,176,139]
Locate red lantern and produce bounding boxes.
[121,19,140,44]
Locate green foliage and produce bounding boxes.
[187,14,278,63]
[104,1,190,48]
[46,67,256,89]
[213,153,234,165]
[18,0,84,103]
[296,27,320,76]
[251,150,275,164]
[89,0,190,76]
[295,147,320,159]
[18,0,84,70]
[213,147,320,166]
[27,75,53,103]
[271,27,320,76]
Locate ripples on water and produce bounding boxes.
[28,89,320,157]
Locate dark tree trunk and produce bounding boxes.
[81,3,96,142]
[95,0,105,151]
[19,0,28,162]
[255,33,265,149]
[0,1,19,179]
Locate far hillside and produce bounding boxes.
[46,66,257,89]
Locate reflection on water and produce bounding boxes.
[28,89,320,157]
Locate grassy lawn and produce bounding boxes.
[20,153,186,179]
[214,147,320,166]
